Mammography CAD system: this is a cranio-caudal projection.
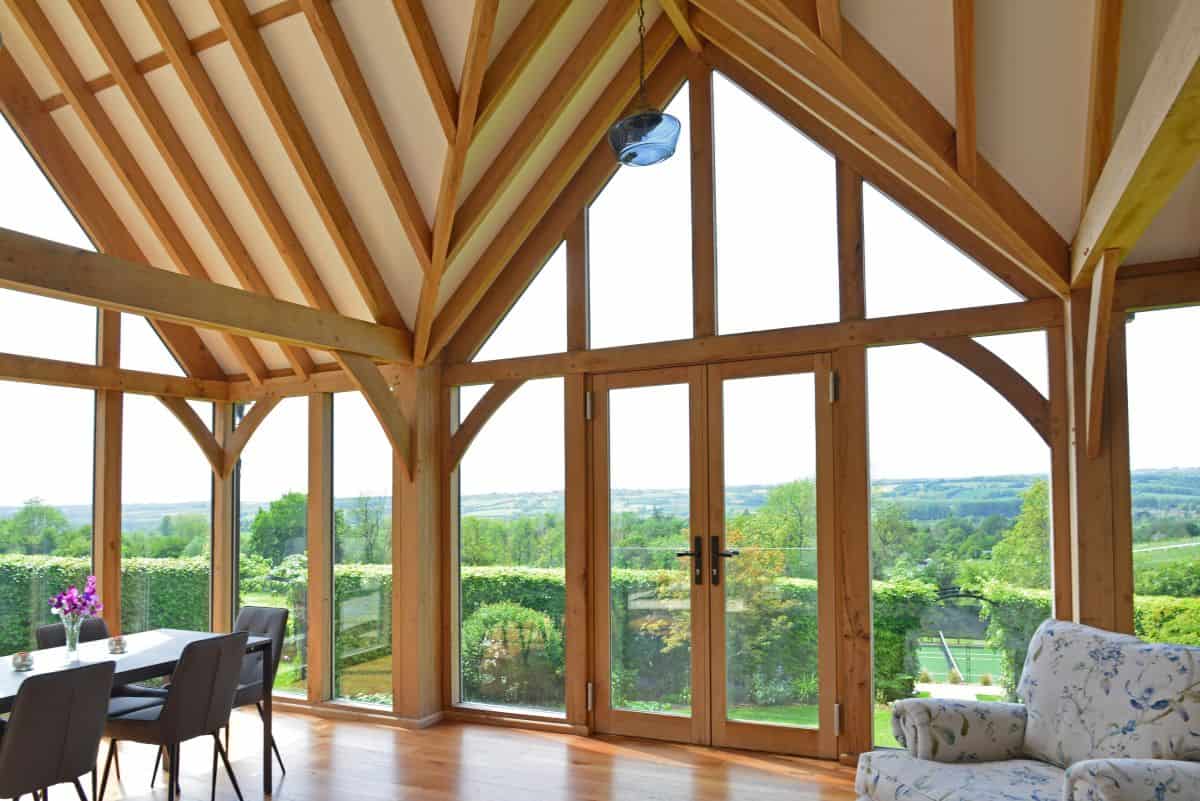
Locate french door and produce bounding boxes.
[591,356,838,757]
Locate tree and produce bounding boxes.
[348,495,388,564]
[0,499,71,554]
[988,480,1050,589]
[246,492,307,565]
[872,501,919,580]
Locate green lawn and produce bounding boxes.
[728,703,896,746]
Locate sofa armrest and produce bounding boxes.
[1064,759,1200,801]
[890,698,1026,763]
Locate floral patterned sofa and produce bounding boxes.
[855,619,1200,801]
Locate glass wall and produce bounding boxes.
[1126,307,1200,646]
[238,397,308,695]
[332,392,393,705]
[474,244,567,362]
[121,395,212,634]
[457,378,566,713]
[868,335,1050,747]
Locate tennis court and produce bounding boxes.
[916,638,1005,683]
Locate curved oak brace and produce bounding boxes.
[448,380,525,472]
[922,336,1051,445]
[222,395,281,478]
[335,352,413,477]
[157,396,223,475]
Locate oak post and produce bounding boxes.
[211,402,237,632]
[307,392,334,702]
[93,309,122,635]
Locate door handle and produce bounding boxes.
[675,535,703,585]
[711,535,739,585]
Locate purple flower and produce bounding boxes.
[48,575,103,618]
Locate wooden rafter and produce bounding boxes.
[952,0,977,185]
[1085,249,1120,457]
[212,0,411,336]
[39,0,303,113]
[299,0,433,275]
[449,0,635,264]
[1071,0,1200,286]
[0,50,223,380]
[0,227,413,362]
[699,0,1069,294]
[335,352,413,475]
[158,396,224,475]
[477,0,572,132]
[222,396,281,477]
[393,0,458,142]
[923,336,1050,444]
[413,0,500,364]
[71,0,314,381]
[428,23,683,363]
[1082,0,1123,207]
[138,0,338,318]
[0,351,228,401]
[662,0,703,54]
[814,0,842,53]
[447,380,524,470]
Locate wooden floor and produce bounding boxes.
[92,708,859,801]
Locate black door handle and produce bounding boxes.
[675,535,703,585]
[711,535,739,585]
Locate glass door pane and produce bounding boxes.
[608,383,694,716]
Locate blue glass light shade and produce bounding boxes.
[608,109,682,166]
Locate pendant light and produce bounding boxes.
[607,0,681,166]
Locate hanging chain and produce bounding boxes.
[637,0,648,108]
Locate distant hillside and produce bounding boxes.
[5,468,1199,530]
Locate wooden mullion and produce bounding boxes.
[689,59,717,338]
[1047,326,1074,620]
[566,213,589,352]
[563,374,589,726]
[93,309,123,635]
[835,161,865,320]
[307,392,334,703]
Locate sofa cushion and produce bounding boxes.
[1017,619,1200,768]
[855,749,1064,801]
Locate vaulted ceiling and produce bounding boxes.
[0,0,1195,383]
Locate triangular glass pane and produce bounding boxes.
[0,118,95,363]
[121,313,185,376]
[473,244,566,362]
[589,84,693,349]
[714,72,839,334]
[864,184,1020,317]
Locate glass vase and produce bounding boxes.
[64,614,83,662]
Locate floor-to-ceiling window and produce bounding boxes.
[332,392,393,706]
[1126,307,1200,646]
[237,397,308,695]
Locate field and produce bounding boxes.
[1133,537,1200,567]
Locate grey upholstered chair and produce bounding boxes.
[100,632,249,801]
[0,661,115,801]
[229,605,289,773]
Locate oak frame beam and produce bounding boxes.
[0,50,223,379]
[222,396,281,478]
[212,0,411,335]
[814,0,842,53]
[477,0,572,132]
[0,227,413,362]
[923,335,1050,444]
[299,0,433,275]
[0,351,230,401]
[336,352,413,476]
[662,0,703,53]
[446,380,524,470]
[393,0,459,142]
[952,0,977,185]
[71,0,312,380]
[1071,0,1200,286]
[1082,0,1123,207]
[158,396,224,475]
[414,0,500,364]
[1085,250,1120,457]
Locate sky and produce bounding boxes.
[0,72,1196,508]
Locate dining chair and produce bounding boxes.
[0,661,115,801]
[228,606,288,774]
[100,632,249,801]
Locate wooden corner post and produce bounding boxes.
[307,392,334,702]
[211,403,237,632]
[94,309,123,635]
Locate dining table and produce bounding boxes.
[0,628,276,792]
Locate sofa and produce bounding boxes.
[855,619,1200,801]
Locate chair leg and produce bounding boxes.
[211,734,219,801]
[256,701,286,774]
[98,740,116,801]
[166,744,179,801]
[112,743,120,781]
[150,746,162,787]
[71,779,87,801]
[90,767,96,801]
[213,734,245,801]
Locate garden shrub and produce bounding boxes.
[460,602,564,708]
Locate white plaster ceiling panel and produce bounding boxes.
[1126,164,1200,265]
[51,105,176,272]
[35,0,110,83]
[0,4,59,99]
[841,0,955,125]
[165,0,220,40]
[424,0,472,90]
[199,43,375,322]
[95,86,244,291]
[1114,0,1180,130]
[437,7,647,310]
[334,0,444,226]
[975,0,1091,241]
[195,327,241,374]
[99,0,164,64]
[311,350,335,365]
[251,338,290,372]
[488,0,535,64]
[463,0,604,200]
[144,66,309,306]
[261,14,422,324]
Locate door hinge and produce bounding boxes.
[586,681,595,712]
[833,702,842,737]
[829,370,840,403]
[585,391,594,421]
